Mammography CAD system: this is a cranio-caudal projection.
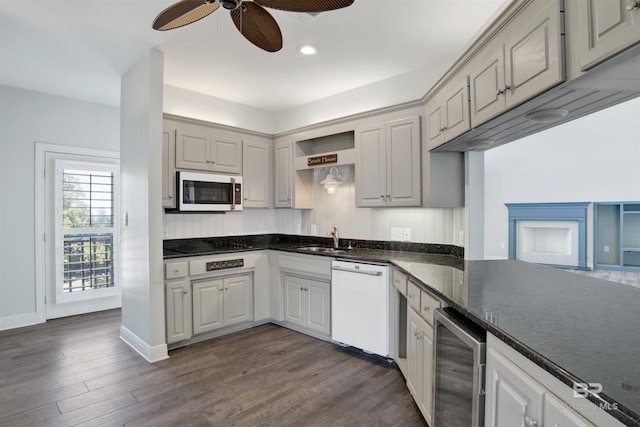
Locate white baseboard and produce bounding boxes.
[119,325,169,363]
[0,312,41,331]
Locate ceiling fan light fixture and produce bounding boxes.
[299,45,318,55]
[220,0,242,10]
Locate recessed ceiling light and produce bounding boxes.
[466,139,494,148]
[299,45,318,55]
[525,108,569,123]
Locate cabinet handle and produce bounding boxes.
[380,195,385,199]
[524,417,538,427]
[627,0,640,10]
[174,269,180,273]
[182,290,188,294]
[206,160,211,163]
[168,195,173,199]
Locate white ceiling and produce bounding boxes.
[0,0,511,112]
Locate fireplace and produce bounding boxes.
[506,203,589,268]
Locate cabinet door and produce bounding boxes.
[355,124,387,207]
[166,280,192,344]
[305,279,330,335]
[176,130,211,171]
[243,140,271,208]
[418,319,434,426]
[283,275,305,326]
[443,76,471,141]
[425,97,445,151]
[162,125,176,208]
[578,0,640,71]
[274,142,292,208]
[386,117,421,207]
[406,307,422,401]
[223,274,253,326]
[504,0,564,109]
[469,37,506,127]
[192,279,224,334]
[544,392,596,427]
[485,347,545,427]
[211,136,242,174]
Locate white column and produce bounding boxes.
[465,151,485,260]
[119,49,168,362]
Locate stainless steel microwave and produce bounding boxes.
[176,171,243,212]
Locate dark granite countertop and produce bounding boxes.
[163,235,640,426]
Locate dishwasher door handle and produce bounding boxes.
[332,265,383,276]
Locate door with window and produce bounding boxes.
[44,153,121,319]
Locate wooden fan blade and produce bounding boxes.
[254,0,354,13]
[153,0,220,31]
[231,2,283,52]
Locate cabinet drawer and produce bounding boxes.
[393,269,407,296]
[420,290,441,326]
[165,261,188,279]
[407,280,421,312]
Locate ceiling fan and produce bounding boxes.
[152,0,354,52]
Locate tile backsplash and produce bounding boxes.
[163,166,464,245]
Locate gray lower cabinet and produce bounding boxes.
[407,306,435,426]
[405,280,440,426]
[283,274,330,336]
[165,269,253,345]
[192,274,253,335]
[166,278,192,345]
[485,334,615,427]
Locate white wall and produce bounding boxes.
[0,85,120,329]
[484,97,640,265]
[119,50,168,362]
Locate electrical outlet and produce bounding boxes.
[390,227,403,241]
[163,227,168,237]
[604,245,610,253]
[403,228,411,241]
[311,224,317,235]
[458,230,464,245]
[500,242,505,249]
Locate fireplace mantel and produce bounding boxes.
[505,202,590,268]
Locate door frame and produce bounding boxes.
[35,142,120,323]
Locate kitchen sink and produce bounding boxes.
[297,246,346,254]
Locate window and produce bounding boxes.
[55,160,120,303]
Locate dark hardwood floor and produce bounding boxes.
[0,310,426,426]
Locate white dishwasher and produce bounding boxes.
[331,260,390,357]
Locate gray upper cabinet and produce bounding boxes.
[577,0,640,71]
[242,140,271,208]
[426,75,471,151]
[162,124,176,209]
[469,0,565,127]
[274,141,293,208]
[355,124,387,207]
[176,128,242,174]
[356,116,422,208]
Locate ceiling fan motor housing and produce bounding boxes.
[220,0,242,10]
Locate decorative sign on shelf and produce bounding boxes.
[308,153,338,166]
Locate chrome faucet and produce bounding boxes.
[328,227,339,249]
